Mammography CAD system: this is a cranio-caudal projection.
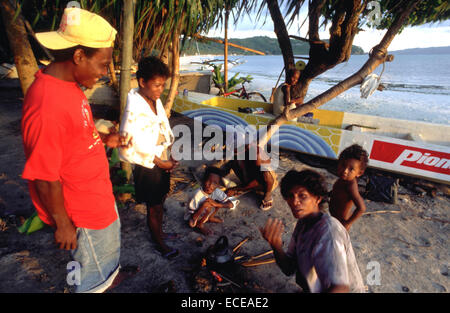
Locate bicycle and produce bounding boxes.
[222,79,267,102]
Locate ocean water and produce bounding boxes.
[227,54,450,125]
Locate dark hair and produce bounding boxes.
[280,169,328,199]
[49,45,99,62]
[136,56,170,82]
[203,166,223,182]
[338,144,369,171]
[286,68,300,82]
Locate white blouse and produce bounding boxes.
[118,88,174,169]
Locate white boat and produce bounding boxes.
[180,55,246,72]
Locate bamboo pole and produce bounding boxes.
[119,0,135,181]
[224,8,229,94]
[193,34,265,55]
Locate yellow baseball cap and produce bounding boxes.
[36,7,117,50]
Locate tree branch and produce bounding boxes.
[308,0,327,41]
[260,0,422,146]
[266,0,294,70]
[289,34,326,45]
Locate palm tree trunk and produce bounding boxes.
[1,0,38,96]
[164,31,180,118]
[119,0,135,182]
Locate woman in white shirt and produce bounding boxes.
[119,57,179,260]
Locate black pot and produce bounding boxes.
[206,236,234,270]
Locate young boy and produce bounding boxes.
[187,167,233,235]
[329,144,369,231]
[260,170,365,293]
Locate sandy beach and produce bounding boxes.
[0,79,448,293]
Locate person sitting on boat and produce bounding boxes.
[329,144,368,231]
[187,166,233,235]
[272,68,303,120]
[222,132,278,211]
[260,169,365,293]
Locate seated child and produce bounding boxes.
[188,167,233,235]
[272,68,302,119]
[329,144,369,231]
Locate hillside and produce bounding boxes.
[391,46,450,55]
[180,36,365,55]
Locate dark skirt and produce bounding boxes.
[133,164,170,206]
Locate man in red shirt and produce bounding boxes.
[22,7,130,292]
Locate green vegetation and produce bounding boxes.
[180,36,365,55]
[211,64,253,95]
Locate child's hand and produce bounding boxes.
[222,200,233,209]
[342,221,351,231]
[201,198,216,209]
[259,218,284,251]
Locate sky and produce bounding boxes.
[206,8,450,53]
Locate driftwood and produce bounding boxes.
[390,237,431,248]
[232,237,249,254]
[241,258,276,267]
[419,214,450,225]
[363,210,401,215]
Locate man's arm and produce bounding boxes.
[226,178,260,196]
[342,180,367,230]
[34,180,77,250]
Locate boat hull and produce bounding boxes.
[172,92,450,185]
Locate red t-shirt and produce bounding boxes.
[21,69,117,229]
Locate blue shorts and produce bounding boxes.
[70,211,121,293]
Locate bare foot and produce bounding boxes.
[189,216,199,228]
[106,265,139,292]
[194,225,212,235]
[208,216,223,223]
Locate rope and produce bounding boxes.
[368,45,387,82]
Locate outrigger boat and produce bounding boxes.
[180,55,246,72]
[171,91,450,185]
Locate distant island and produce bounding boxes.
[180,36,365,56]
[390,46,450,55]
